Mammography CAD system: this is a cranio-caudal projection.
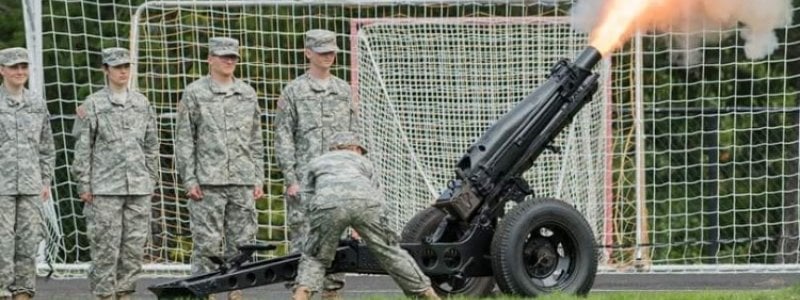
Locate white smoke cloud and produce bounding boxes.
[570,0,794,66]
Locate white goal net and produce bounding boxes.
[353,17,608,237]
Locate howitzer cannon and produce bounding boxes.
[149,46,602,298]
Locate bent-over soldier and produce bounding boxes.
[292,131,439,300]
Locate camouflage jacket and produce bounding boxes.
[301,150,381,208]
[0,86,55,195]
[274,73,360,186]
[72,87,159,195]
[175,76,264,190]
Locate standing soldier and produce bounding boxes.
[292,132,439,300]
[72,47,159,300]
[175,37,264,300]
[0,47,55,300]
[275,29,359,298]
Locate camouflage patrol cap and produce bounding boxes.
[209,37,240,57]
[329,131,367,154]
[0,47,29,66]
[102,47,131,66]
[305,29,339,53]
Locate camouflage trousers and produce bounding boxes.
[286,193,345,291]
[296,199,431,294]
[84,195,150,297]
[285,193,306,252]
[0,195,44,298]
[189,185,257,274]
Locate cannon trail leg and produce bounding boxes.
[401,207,496,297]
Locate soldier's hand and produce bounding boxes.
[187,185,204,201]
[79,192,93,204]
[286,184,300,197]
[253,186,264,200]
[41,185,51,201]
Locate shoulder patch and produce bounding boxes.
[76,105,87,120]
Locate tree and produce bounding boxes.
[0,1,25,49]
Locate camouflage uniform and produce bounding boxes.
[296,132,432,295]
[71,48,159,298]
[0,47,55,298]
[175,37,264,275]
[275,29,359,291]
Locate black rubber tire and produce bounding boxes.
[401,207,496,297]
[490,198,597,296]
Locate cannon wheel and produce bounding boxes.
[401,207,496,297]
[490,198,597,296]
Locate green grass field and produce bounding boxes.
[354,285,800,300]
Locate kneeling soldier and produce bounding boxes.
[292,131,439,300]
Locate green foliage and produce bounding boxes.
[0,1,25,49]
[167,236,193,262]
[609,6,800,264]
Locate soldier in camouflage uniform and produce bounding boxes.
[175,37,264,300]
[72,47,159,300]
[0,47,55,300]
[292,132,439,300]
[275,29,359,297]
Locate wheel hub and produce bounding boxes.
[524,237,558,278]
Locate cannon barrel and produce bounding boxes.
[436,46,602,220]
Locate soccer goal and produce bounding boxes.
[351,16,610,243]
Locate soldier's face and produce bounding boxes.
[0,63,29,87]
[104,64,130,87]
[208,55,238,77]
[305,49,336,70]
